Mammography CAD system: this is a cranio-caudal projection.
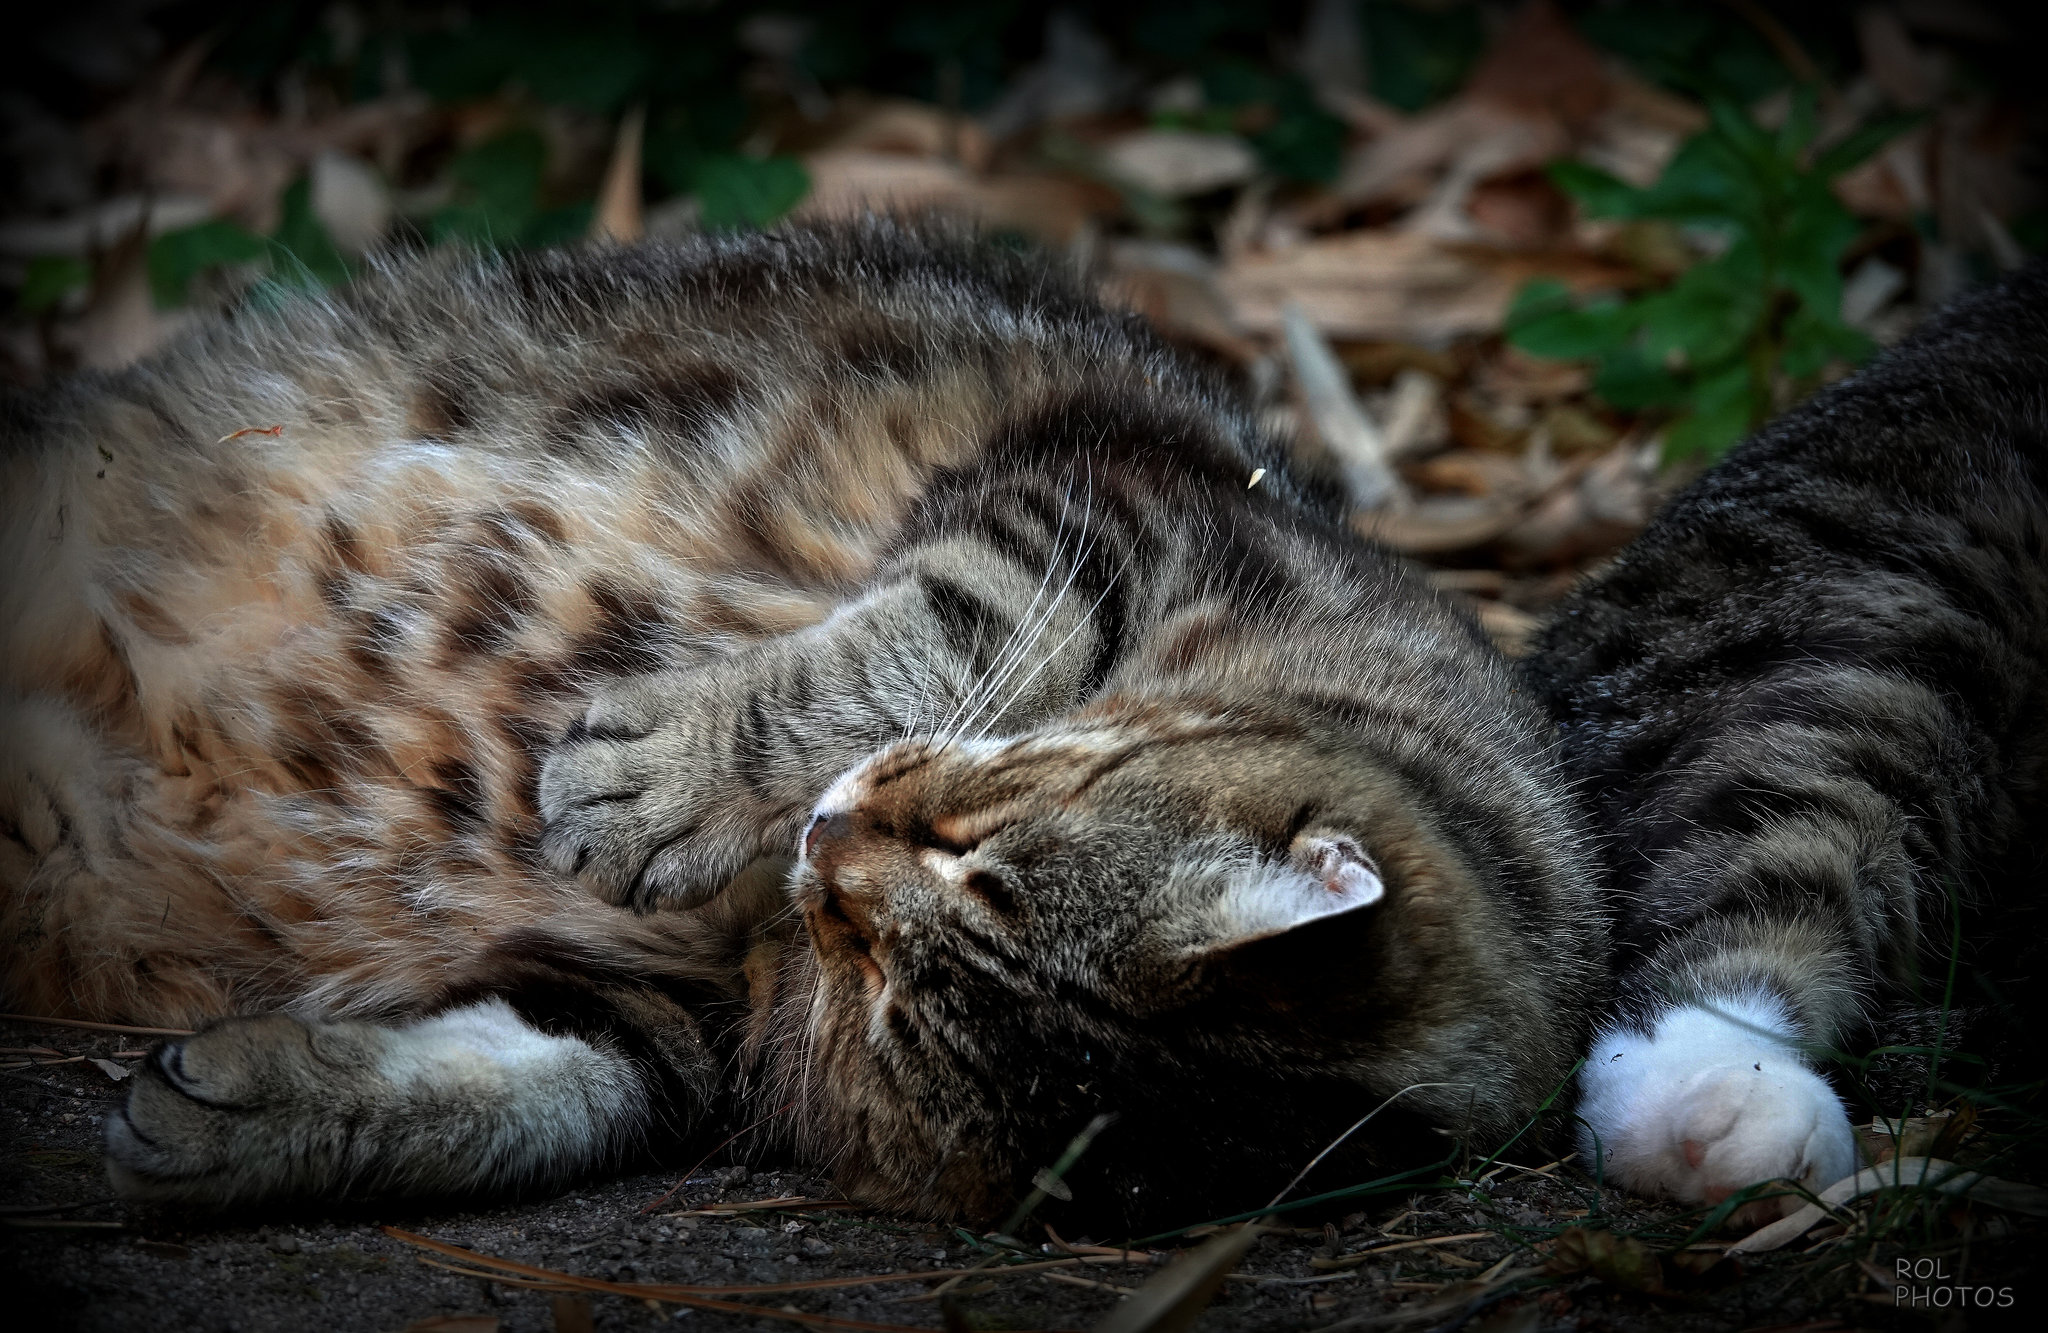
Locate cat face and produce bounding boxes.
[772,698,1502,1226]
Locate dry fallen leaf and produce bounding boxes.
[70,224,174,372]
[1284,300,1403,511]
[1544,1227,1665,1295]
[1358,496,1523,555]
[311,150,393,257]
[1857,1108,1974,1165]
[1400,113,1571,244]
[549,1293,595,1333]
[1404,450,1531,501]
[1475,599,1542,656]
[795,152,1107,244]
[1462,0,1612,128]
[1103,240,1258,362]
[1729,1157,2048,1256]
[1857,7,1942,109]
[0,194,213,258]
[1381,367,1449,459]
[1100,130,1259,198]
[1578,74,1705,189]
[1324,100,1555,217]
[404,1317,500,1333]
[589,107,645,245]
[1222,231,1526,345]
[818,98,991,170]
[1091,1223,1261,1333]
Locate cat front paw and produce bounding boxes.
[538,671,795,910]
[1576,997,1857,1225]
[106,1016,357,1205]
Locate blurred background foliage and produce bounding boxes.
[11,2,2002,255]
[2,1,2041,495]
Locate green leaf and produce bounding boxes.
[1775,85,1820,160]
[1505,277,1574,323]
[1780,306,1875,379]
[17,255,91,314]
[1707,96,1773,166]
[644,125,706,199]
[1577,4,1791,105]
[515,25,651,113]
[522,202,597,249]
[1251,94,1347,184]
[1198,63,1346,183]
[694,155,810,230]
[1591,348,1685,411]
[406,22,522,102]
[1811,110,1924,181]
[1505,280,1636,360]
[1546,161,1643,219]
[1637,248,1764,366]
[407,14,649,113]
[1664,359,1758,459]
[1778,186,1860,319]
[456,130,547,216]
[1418,51,1887,452]
[433,130,546,247]
[1630,133,1762,225]
[1359,0,1483,112]
[148,218,267,307]
[267,178,350,291]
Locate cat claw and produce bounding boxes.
[106,1016,337,1203]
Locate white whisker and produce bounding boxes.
[932,468,1089,746]
[970,561,1124,744]
[941,471,1100,747]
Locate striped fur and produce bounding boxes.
[0,222,1602,1223]
[1526,264,2048,1207]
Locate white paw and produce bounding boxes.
[1577,994,1857,1223]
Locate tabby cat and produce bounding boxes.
[1,221,2038,1229]
[1529,263,2048,1213]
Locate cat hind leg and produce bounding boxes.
[1575,994,1857,1224]
[106,999,651,1205]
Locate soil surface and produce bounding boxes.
[3,1018,2039,1333]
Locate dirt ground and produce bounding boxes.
[5,1018,2041,1333]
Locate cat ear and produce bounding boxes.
[1288,832,1385,909]
[1199,832,1384,950]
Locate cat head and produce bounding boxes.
[760,696,1580,1229]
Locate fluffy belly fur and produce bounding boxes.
[0,240,1015,1023]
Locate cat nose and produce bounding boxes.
[803,811,852,860]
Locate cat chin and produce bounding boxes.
[1575,993,1858,1225]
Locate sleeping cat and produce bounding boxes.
[2,220,1600,1225]
[1,220,2037,1229]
